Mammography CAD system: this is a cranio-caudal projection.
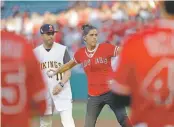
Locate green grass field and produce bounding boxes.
[59,101,117,120]
[32,101,129,127]
[73,101,116,120]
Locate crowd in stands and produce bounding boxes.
[1,1,160,57]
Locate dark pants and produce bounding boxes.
[84,91,128,127]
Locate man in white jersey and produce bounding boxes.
[34,24,75,127]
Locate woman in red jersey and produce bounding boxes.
[47,24,128,127]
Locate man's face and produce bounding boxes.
[41,32,55,46]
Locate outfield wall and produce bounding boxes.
[70,72,88,100]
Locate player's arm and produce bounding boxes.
[107,42,133,107]
[60,49,72,85]
[108,78,131,96]
[25,44,46,116]
[108,41,133,96]
[108,65,131,96]
[57,60,77,73]
[47,49,81,77]
[47,59,77,78]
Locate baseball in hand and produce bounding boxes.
[47,69,56,78]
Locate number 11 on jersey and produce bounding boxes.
[56,73,63,81]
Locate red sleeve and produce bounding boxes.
[24,43,46,115]
[73,49,82,64]
[108,39,135,95]
[105,43,118,57]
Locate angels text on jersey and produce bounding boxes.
[82,57,108,68]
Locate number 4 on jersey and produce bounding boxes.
[142,58,174,106]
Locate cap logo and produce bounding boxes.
[49,25,53,32]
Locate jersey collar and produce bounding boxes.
[43,42,55,52]
[85,44,99,58]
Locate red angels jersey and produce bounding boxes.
[110,19,174,127]
[74,43,118,96]
[1,31,46,127]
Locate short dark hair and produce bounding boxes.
[164,1,174,15]
[81,24,96,36]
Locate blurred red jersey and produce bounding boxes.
[74,43,118,96]
[109,19,174,127]
[1,31,46,127]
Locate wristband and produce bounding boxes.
[59,82,64,88]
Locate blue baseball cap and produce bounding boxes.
[40,24,58,34]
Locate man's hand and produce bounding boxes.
[52,82,64,95]
[47,69,57,78]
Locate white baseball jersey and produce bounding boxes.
[34,42,72,111]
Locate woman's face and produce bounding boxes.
[84,29,98,47]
